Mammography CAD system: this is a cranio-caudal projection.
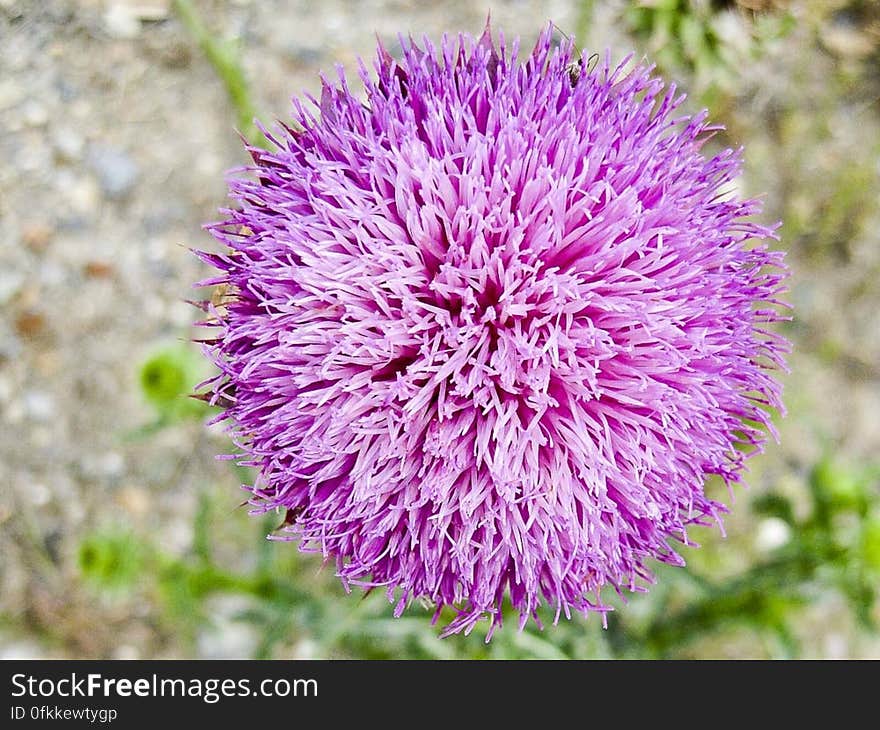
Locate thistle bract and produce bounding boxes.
[198,25,788,636]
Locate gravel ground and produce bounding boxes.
[1,0,879,658]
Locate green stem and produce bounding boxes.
[172,0,269,148]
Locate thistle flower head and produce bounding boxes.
[198,24,789,637]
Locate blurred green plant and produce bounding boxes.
[623,0,795,105]
[626,454,879,657]
[75,451,879,658]
[778,115,879,265]
[78,530,147,594]
[137,343,211,429]
[172,0,276,147]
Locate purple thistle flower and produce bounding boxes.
[197,24,789,637]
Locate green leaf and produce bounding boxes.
[138,344,211,422]
[78,530,148,592]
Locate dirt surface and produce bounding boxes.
[1,0,879,658]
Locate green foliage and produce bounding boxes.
[626,0,722,69]
[74,449,879,657]
[623,0,794,105]
[78,530,147,593]
[862,518,880,573]
[138,344,211,424]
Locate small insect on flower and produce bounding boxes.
[196,23,789,638]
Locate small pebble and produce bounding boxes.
[155,41,192,70]
[84,261,115,279]
[21,224,54,252]
[823,15,875,59]
[22,100,49,128]
[823,633,848,659]
[0,641,45,660]
[168,299,194,327]
[0,271,24,306]
[35,350,61,377]
[23,390,54,422]
[29,483,52,507]
[17,142,52,173]
[100,451,126,478]
[0,79,24,112]
[114,645,140,660]
[287,46,323,66]
[14,310,47,339]
[754,517,792,554]
[0,331,23,363]
[70,177,101,214]
[116,486,151,517]
[52,127,85,163]
[197,596,259,659]
[103,4,141,39]
[88,145,140,200]
[132,0,171,21]
[4,399,24,424]
[292,639,319,659]
[103,0,170,38]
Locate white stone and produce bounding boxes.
[52,126,85,162]
[754,517,792,553]
[103,4,141,39]
[29,483,51,507]
[22,100,49,127]
[23,390,54,422]
[0,270,25,306]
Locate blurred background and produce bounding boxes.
[1,0,879,659]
